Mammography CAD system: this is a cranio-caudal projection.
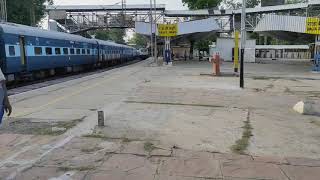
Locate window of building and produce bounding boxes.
[82,49,85,54]
[46,47,52,55]
[9,46,15,56]
[34,47,42,55]
[63,48,68,55]
[77,49,81,54]
[87,49,90,54]
[70,48,75,55]
[55,48,61,55]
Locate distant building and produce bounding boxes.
[261,0,285,7]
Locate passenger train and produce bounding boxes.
[0,23,141,82]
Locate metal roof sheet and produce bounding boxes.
[165,1,318,16]
[256,45,310,49]
[47,4,166,11]
[0,22,96,43]
[254,15,306,34]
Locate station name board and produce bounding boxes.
[306,17,320,35]
[158,24,178,37]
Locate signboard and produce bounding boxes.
[158,24,178,37]
[306,17,320,35]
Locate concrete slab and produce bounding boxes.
[158,156,222,179]
[4,59,320,179]
[221,159,288,180]
[280,165,320,180]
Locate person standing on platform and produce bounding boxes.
[0,68,12,124]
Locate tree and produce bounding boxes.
[7,0,53,26]
[286,0,304,4]
[182,0,223,9]
[194,35,217,52]
[93,29,126,44]
[128,33,148,48]
[246,0,260,8]
[223,0,241,9]
[223,0,260,9]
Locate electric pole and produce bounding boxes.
[240,0,246,88]
[154,0,157,64]
[149,0,153,58]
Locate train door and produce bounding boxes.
[19,36,27,70]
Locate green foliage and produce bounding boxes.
[128,33,148,48]
[223,0,260,8]
[223,0,241,9]
[7,0,53,26]
[194,35,216,52]
[182,0,223,9]
[194,40,211,52]
[93,29,126,44]
[286,0,304,4]
[246,0,260,8]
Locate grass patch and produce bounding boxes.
[310,120,320,127]
[58,165,96,172]
[83,134,137,143]
[231,110,253,154]
[33,118,84,136]
[125,100,225,108]
[144,142,156,152]
[252,76,273,80]
[284,87,292,94]
[81,146,103,153]
[121,137,132,143]
[82,133,109,140]
[266,84,274,89]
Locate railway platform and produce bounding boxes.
[1,58,320,179]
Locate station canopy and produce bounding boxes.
[254,14,314,43]
[135,17,221,41]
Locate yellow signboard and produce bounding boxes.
[306,17,320,35]
[158,24,178,37]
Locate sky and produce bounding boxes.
[53,0,188,10]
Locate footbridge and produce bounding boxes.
[46,0,320,34]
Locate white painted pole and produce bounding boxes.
[240,0,246,50]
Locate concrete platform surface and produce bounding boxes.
[1,58,320,179]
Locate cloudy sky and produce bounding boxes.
[53,0,188,10]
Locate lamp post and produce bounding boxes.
[240,0,246,88]
[154,0,158,64]
[149,0,153,58]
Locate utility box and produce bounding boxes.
[211,38,256,63]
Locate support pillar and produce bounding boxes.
[164,36,172,66]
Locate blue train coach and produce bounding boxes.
[0,22,139,82]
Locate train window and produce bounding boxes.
[9,46,15,56]
[55,48,61,55]
[70,48,75,55]
[34,47,42,55]
[45,47,52,55]
[87,49,90,54]
[82,49,85,54]
[76,49,80,55]
[63,48,69,55]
